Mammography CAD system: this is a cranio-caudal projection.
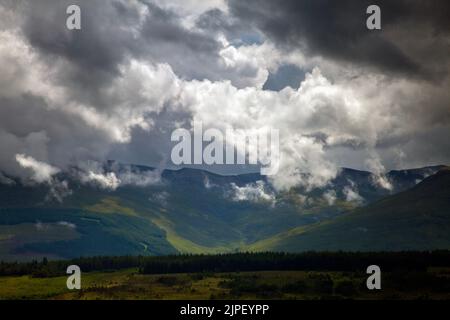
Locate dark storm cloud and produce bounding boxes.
[0,94,113,176]
[0,0,449,188]
[17,0,255,83]
[137,1,224,81]
[0,3,176,98]
[0,0,244,179]
[23,0,136,73]
[17,0,141,108]
[195,8,262,46]
[228,0,450,78]
[21,0,219,72]
[7,0,264,109]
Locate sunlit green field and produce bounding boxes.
[2,268,450,300]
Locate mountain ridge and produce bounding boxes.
[249,167,450,252]
[0,163,448,261]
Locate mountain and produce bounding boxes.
[0,163,447,261]
[248,167,450,252]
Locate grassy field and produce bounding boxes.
[1,268,450,300]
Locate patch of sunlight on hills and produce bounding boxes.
[85,197,138,216]
[151,217,242,254]
[244,221,333,252]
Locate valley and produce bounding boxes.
[0,163,448,260]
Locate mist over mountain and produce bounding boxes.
[1,0,450,194]
[0,162,447,261]
[251,167,450,252]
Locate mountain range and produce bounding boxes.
[0,162,448,261]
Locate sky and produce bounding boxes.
[0,0,449,191]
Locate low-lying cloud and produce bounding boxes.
[0,0,448,195]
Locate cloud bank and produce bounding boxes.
[0,0,449,193]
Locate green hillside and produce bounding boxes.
[249,168,450,252]
[0,164,448,260]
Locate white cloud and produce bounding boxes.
[14,154,73,203]
[323,189,337,206]
[343,180,364,204]
[229,180,275,204]
[81,171,121,191]
[46,179,72,203]
[62,60,181,144]
[179,68,354,190]
[1,0,449,194]
[203,175,215,189]
[0,30,63,102]
[219,44,270,88]
[118,169,161,187]
[76,161,162,190]
[15,154,59,184]
[366,156,393,191]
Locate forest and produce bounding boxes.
[2,251,450,278]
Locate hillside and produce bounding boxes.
[249,168,450,252]
[0,163,447,260]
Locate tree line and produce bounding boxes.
[1,251,450,277]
